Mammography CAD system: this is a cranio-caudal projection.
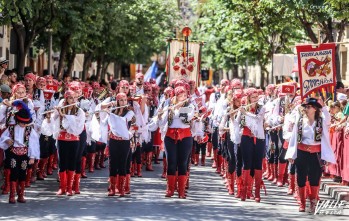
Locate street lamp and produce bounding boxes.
[269,32,280,84]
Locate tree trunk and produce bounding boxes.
[66,50,76,79]
[101,61,110,81]
[96,54,104,80]
[57,35,71,79]
[12,24,26,77]
[82,52,93,81]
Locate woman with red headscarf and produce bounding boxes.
[219,89,243,196]
[236,88,266,202]
[158,86,195,199]
[103,92,134,197]
[51,90,85,196]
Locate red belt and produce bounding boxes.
[242,127,256,144]
[58,131,79,141]
[109,133,124,141]
[10,146,28,156]
[166,128,191,143]
[297,143,321,153]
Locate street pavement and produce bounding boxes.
[0,158,348,221]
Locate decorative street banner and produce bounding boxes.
[167,40,201,83]
[296,43,336,101]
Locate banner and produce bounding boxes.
[296,43,336,100]
[168,40,201,83]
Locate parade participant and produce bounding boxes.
[236,88,266,202]
[208,79,230,173]
[282,96,301,194]
[142,82,156,172]
[151,84,161,165]
[52,90,85,196]
[85,81,104,173]
[266,83,296,185]
[105,92,135,197]
[210,79,230,173]
[220,89,243,196]
[1,83,37,188]
[118,80,142,192]
[68,81,88,194]
[158,86,195,199]
[262,84,276,180]
[192,106,209,166]
[0,101,40,203]
[285,97,336,213]
[158,87,174,178]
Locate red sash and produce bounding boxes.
[297,143,321,153]
[166,128,191,143]
[58,131,79,141]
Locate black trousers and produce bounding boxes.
[236,144,243,177]
[8,151,29,182]
[295,150,322,187]
[164,136,193,176]
[227,140,236,174]
[109,139,130,176]
[132,146,142,164]
[194,141,206,155]
[58,140,79,172]
[269,131,279,164]
[212,127,219,150]
[86,141,96,153]
[240,136,265,171]
[75,130,87,173]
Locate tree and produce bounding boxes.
[1,0,56,76]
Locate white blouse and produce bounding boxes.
[108,110,135,140]
[0,125,40,159]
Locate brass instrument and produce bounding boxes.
[97,88,108,100]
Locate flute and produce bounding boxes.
[94,104,129,114]
[156,98,191,116]
[226,101,259,115]
[266,124,284,131]
[41,102,79,115]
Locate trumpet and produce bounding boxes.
[41,102,79,115]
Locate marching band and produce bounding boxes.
[1,72,345,215]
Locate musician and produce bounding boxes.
[0,101,40,204]
[141,82,156,172]
[262,84,276,180]
[285,97,335,213]
[219,89,243,196]
[85,82,104,173]
[158,87,174,178]
[0,83,37,188]
[210,79,230,173]
[282,96,301,195]
[52,90,85,196]
[151,84,162,165]
[158,86,195,199]
[236,87,266,202]
[105,92,134,197]
[192,106,209,166]
[68,81,89,194]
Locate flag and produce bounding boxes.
[168,40,201,82]
[156,72,165,85]
[296,43,336,101]
[144,61,158,82]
